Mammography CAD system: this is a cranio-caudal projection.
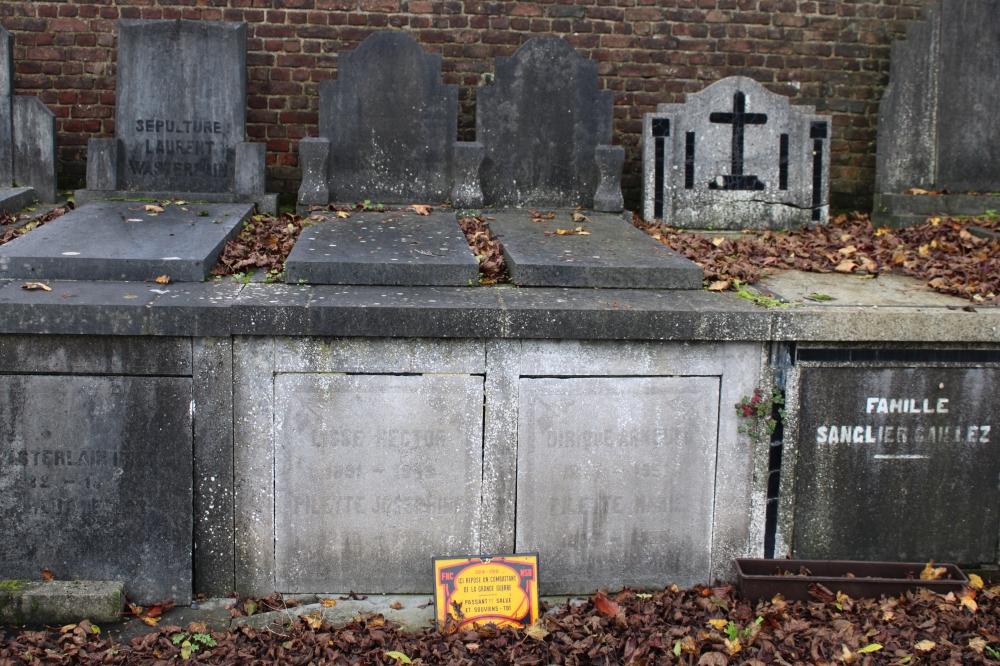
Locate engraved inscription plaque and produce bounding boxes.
[274,373,484,592]
[515,376,721,594]
[794,367,1000,564]
[0,375,193,604]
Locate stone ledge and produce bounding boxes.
[0,580,124,625]
[73,190,279,216]
[0,280,996,342]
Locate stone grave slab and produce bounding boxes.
[298,32,482,210]
[515,376,721,593]
[285,210,479,285]
[875,0,1000,227]
[643,76,829,229]
[0,201,251,282]
[486,209,702,288]
[476,37,624,211]
[793,367,1000,565]
[76,20,275,214]
[0,374,192,604]
[273,373,484,592]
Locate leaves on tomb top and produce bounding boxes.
[41,568,54,581]
[22,282,52,291]
[212,212,304,282]
[410,205,432,216]
[635,210,1000,303]
[458,216,509,284]
[1,203,73,248]
[920,561,948,581]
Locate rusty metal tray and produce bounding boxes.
[735,558,968,602]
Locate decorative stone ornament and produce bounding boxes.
[643,76,830,230]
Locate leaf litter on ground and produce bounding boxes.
[634,211,1000,304]
[6,581,1000,665]
[212,212,304,280]
[0,203,74,247]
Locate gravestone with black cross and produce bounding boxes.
[642,76,830,230]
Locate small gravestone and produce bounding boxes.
[476,38,624,212]
[0,374,192,604]
[487,209,701,288]
[285,209,478,286]
[875,0,1000,227]
[0,26,57,211]
[643,76,829,229]
[293,32,480,285]
[793,367,1000,564]
[75,20,275,214]
[515,376,720,593]
[273,373,484,592]
[298,31,482,209]
[0,201,253,281]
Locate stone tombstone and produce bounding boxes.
[0,375,193,604]
[476,37,624,212]
[874,0,1000,227]
[298,31,483,208]
[515,376,720,593]
[0,26,58,207]
[793,367,1000,565]
[79,20,275,213]
[274,373,484,592]
[643,76,830,229]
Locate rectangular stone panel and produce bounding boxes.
[793,367,1000,565]
[0,375,193,604]
[285,211,478,285]
[274,373,484,592]
[488,210,702,288]
[0,201,251,282]
[515,376,721,593]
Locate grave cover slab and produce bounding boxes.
[0,374,192,604]
[285,210,479,285]
[793,367,1000,565]
[273,373,484,592]
[0,201,250,282]
[515,376,721,593]
[486,209,702,288]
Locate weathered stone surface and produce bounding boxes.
[296,137,329,206]
[875,1,1000,225]
[476,38,620,210]
[273,373,484,592]
[13,96,57,203]
[793,367,1000,565]
[316,32,459,204]
[73,189,278,215]
[85,139,118,191]
[487,209,702,288]
[0,201,251,282]
[0,187,34,214]
[0,580,124,625]
[0,375,193,604]
[285,210,479,285]
[643,76,830,229]
[515,376,721,593]
[0,27,12,188]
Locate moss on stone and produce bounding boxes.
[0,579,29,592]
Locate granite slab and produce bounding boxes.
[0,201,251,282]
[0,187,34,214]
[487,209,702,288]
[285,210,479,285]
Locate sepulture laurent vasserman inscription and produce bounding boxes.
[273,373,484,592]
[476,37,624,212]
[290,31,480,285]
[793,367,1000,565]
[515,376,720,593]
[75,20,276,214]
[0,25,57,211]
[0,375,193,604]
[643,76,829,229]
[874,0,1000,227]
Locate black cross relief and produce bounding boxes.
[708,91,767,191]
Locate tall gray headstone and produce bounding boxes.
[476,37,624,212]
[0,375,193,604]
[643,76,829,229]
[874,0,1000,226]
[515,376,720,593]
[793,367,1000,565]
[298,31,482,208]
[77,20,275,213]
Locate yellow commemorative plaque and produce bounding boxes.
[433,553,539,628]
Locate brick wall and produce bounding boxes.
[1,0,928,211]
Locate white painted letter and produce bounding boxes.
[865,426,876,443]
[877,398,888,414]
[816,426,828,443]
[981,426,991,443]
[936,398,949,413]
[968,426,980,442]
[923,399,934,414]
[853,426,864,444]
[828,426,839,444]
[867,398,878,413]
[890,399,903,413]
